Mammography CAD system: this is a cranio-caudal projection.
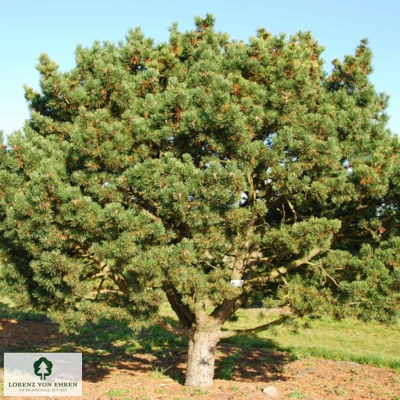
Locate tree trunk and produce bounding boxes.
[184,328,220,389]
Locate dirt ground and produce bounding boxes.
[1,318,399,400]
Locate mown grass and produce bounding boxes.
[221,308,400,371]
[157,304,400,371]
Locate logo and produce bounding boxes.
[5,353,82,396]
[33,357,53,380]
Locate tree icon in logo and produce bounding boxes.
[33,357,53,380]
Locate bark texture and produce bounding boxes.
[184,329,220,388]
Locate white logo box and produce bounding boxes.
[4,353,82,397]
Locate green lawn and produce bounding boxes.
[222,308,400,370]
[1,298,399,371]
[158,304,400,371]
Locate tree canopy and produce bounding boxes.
[1,14,399,388]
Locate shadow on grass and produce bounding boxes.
[0,304,291,385]
[0,300,46,321]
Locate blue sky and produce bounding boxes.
[1,0,399,136]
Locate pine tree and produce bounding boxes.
[1,15,399,388]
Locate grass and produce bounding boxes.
[218,349,241,380]
[1,298,399,374]
[288,390,307,398]
[105,388,132,397]
[0,296,46,322]
[148,365,171,379]
[221,308,400,371]
[184,387,210,396]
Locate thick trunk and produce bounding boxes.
[184,328,220,389]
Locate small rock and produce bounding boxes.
[262,385,279,397]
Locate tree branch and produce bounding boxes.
[334,236,378,244]
[163,283,195,328]
[286,198,298,222]
[211,293,247,324]
[338,205,373,221]
[128,188,193,240]
[156,317,192,338]
[245,247,323,288]
[219,316,287,339]
[112,273,128,294]
[318,262,341,288]
[73,244,129,294]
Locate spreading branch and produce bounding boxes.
[245,247,323,288]
[219,316,288,339]
[211,293,247,324]
[156,317,192,338]
[163,283,195,328]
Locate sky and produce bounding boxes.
[1,0,399,137]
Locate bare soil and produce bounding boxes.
[1,318,399,399]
